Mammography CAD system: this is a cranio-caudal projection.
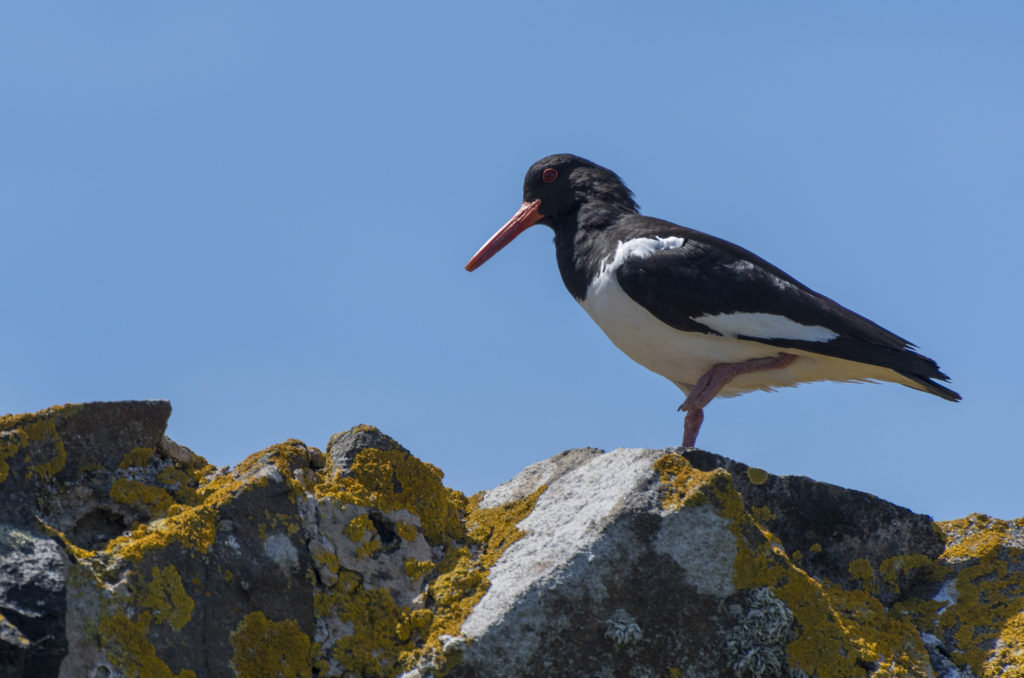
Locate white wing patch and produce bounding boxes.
[693,312,839,342]
[597,236,687,278]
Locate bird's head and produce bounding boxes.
[466,154,637,272]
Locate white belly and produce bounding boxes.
[579,272,915,397]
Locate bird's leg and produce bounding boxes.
[678,353,798,447]
[682,409,704,448]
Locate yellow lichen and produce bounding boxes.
[156,465,201,506]
[345,514,373,542]
[119,447,155,469]
[652,453,935,676]
[105,505,217,562]
[848,558,880,595]
[319,442,467,545]
[415,484,546,666]
[930,514,1024,675]
[315,569,412,677]
[35,522,97,562]
[110,478,176,518]
[653,454,725,510]
[229,611,319,678]
[0,404,80,482]
[310,474,545,677]
[103,440,315,563]
[404,558,436,579]
[95,564,198,678]
[394,521,418,542]
[879,553,949,596]
[23,417,66,479]
[98,612,181,678]
[746,466,769,485]
[983,610,1024,677]
[135,565,194,631]
[0,431,20,483]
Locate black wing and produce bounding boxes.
[613,218,960,401]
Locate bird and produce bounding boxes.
[465,154,960,448]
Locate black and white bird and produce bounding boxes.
[466,154,960,447]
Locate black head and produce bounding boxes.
[465,154,638,272]
[523,154,638,226]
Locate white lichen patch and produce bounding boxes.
[726,588,795,678]
[263,533,299,576]
[604,608,643,647]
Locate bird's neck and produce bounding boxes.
[552,202,632,302]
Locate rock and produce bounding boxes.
[0,400,172,678]
[1,400,1022,677]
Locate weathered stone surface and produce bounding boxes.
[0,401,173,677]
[1,401,1022,677]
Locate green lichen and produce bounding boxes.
[229,611,319,678]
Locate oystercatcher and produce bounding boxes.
[466,154,959,447]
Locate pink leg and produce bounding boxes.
[678,353,797,447]
[682,409,704,448]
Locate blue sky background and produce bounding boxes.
[3,3,1021,522]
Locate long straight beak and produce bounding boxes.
[465,199,544,272]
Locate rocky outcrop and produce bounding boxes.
[1,401,1022,677]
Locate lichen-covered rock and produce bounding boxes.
[1,401,1022,677]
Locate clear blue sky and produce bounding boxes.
[3,3,1021,521]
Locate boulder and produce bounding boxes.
[1,401,1021,677]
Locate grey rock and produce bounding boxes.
[326,424,405,476]
[477,446,604,509]
[0,527,67,678]
[1,401,1020,677]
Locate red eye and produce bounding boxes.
[542,168,558,183]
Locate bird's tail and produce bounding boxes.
[898,370,961,402]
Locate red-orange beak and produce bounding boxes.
[465,199,544,272]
